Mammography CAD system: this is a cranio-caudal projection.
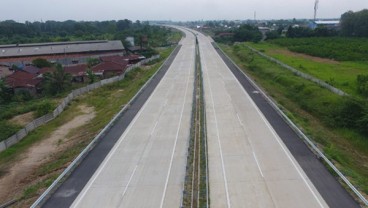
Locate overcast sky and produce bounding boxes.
[1,0,367,22]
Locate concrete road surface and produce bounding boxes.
[197,32,329,208]
[70,29,195,208]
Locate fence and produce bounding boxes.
[0,55,160,153]
[245,45,348,96]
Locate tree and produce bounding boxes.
[341,9,368,37]
[32,58,52,68]
[233,25,262,43]
[43,64,71,95]
[0,78,13,104]
[86,69,97,84]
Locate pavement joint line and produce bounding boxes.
[70,47,182,208]
[201,46,231,208]
[213,40,326,208]
[160,44,193,208]
[151,121,159,136]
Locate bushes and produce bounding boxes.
[35,100,54,117]
[357,74,368,97]
[231,44,368,136]
[0,121,21,142]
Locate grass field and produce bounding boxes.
[219,43,368,199]
[269,37,368,62]
[246,41,368,96]
[0,46,176,206]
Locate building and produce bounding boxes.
[0,40,125,66]
[308,20,340,29]
[5,70,42,95]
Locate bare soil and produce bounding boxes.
[9,112,35,127]
[271,49,340,64]
[0,105,95,204]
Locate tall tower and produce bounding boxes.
[314,0,319,21]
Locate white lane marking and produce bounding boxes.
[253,152,264,178]
[121,165,138,197]
[202,50,231,208]
[71,46,184,208]
[160,48,193,208]
[215,43,326,208]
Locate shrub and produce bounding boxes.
[35,101,54,117]
[357,74,368,97]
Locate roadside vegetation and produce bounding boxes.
[0,23,180,142]
[246,41,368,96]
[219,43,368,199]
[0,46,177,207]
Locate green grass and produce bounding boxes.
[246,42,368,96]
[219,43,368,197]
[0,46,176,205]
[269,37,368,61]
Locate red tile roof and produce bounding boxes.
[5,70,42,88]
[23,65,40,74]
[38,67,55,74]
[100,55,129,65]
[92,62,126,73]
[64,64,88,76]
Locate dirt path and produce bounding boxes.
[271,48,339,64]
[0,105,95,204]
[9,112,35,126]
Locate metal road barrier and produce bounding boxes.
[29,45,181,208]
[214,42,368,206]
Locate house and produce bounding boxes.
[100,55,129,65]
[92,61,127,78]
[5,70,42,95]
[0,64,11,78]
[23,65,40,74]
[127,46,147,54]
[64,64,88,82]
[122,54,145,64]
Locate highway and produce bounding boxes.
[197,32,330,208]
[67,29,195,207]
[40,27,360,208]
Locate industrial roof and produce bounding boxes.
[314,20,340,25]
[0,40,124,58]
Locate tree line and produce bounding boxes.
[0,19,176,48]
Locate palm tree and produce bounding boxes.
[43,64,71,95]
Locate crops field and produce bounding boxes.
[269,37,368,61]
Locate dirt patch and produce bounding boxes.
[0,105,95,203]
[9,112,35,127]
[271,49,340,64]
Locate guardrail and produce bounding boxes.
[0,55,160,153]
[29,45,181,208]
[244,45,348,96]
[214,42,368,206]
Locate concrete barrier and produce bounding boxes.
[0,55,161,153]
